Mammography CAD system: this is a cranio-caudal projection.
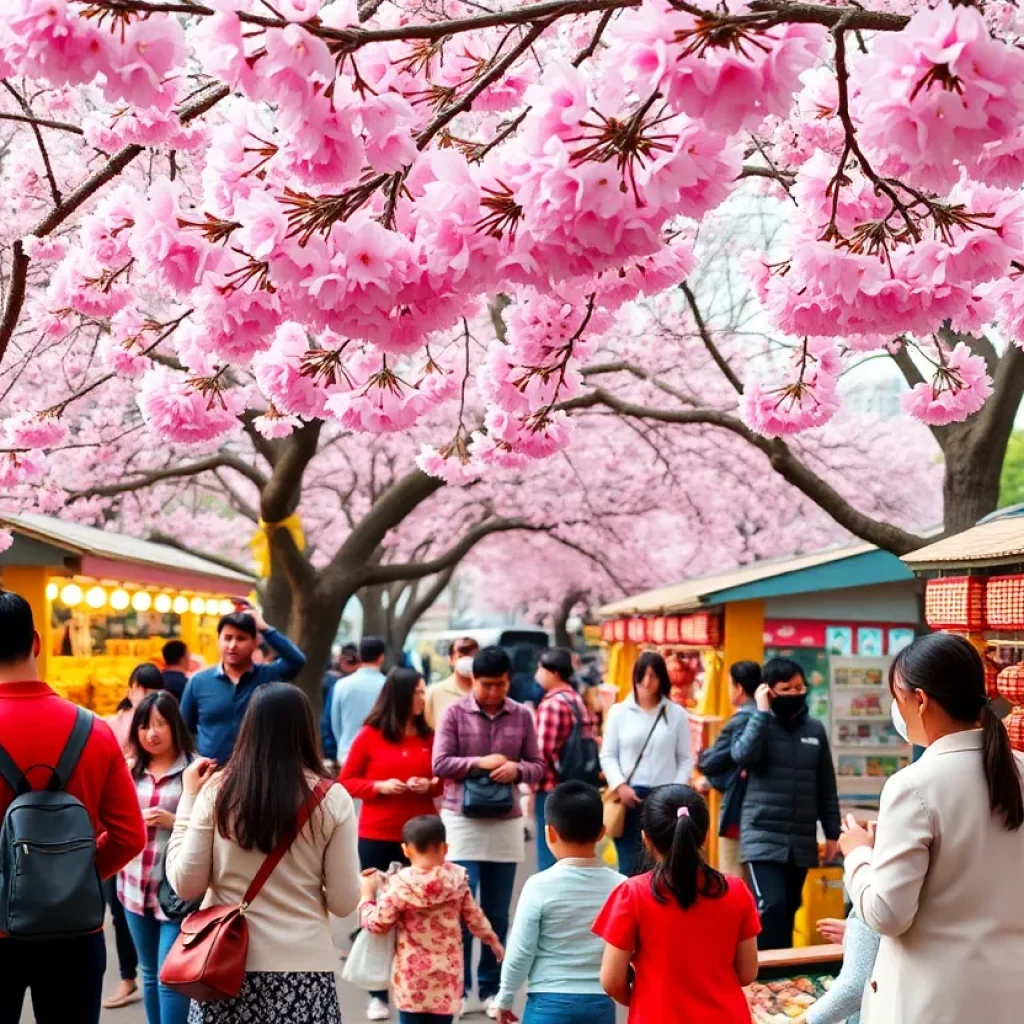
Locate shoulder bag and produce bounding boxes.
[602,705,667,840]
[462,770,516,818]
[159,778,334,1002]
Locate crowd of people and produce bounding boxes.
[3,588,1024,1024]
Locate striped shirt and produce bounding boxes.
[118,753,190,920]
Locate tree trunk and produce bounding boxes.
[942,426,1009,535]
[552,590,586,649]
[289,582,350,712]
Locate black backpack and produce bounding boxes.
[555,693,601,787]
[0,706,105,939]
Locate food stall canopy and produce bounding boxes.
[0,512,255,595]
[598,541,913,617]
[902,515,1024,571]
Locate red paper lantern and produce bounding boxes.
[627,618,647,643]
[599,621,615,643]
[677,612,723,647]
[648,616,667,645]
[1006,711,1024,753]
[612,619,627,643]
[986,574,1024,630]
[664,617,681,644]
[924,577,987,631]
[984,656,1001,700]
[997,664,1024,707]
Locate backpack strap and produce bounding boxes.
[241,778,334,911]
[48,707,95,793]
[0,740,28,798]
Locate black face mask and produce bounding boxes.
[772,692,808,723]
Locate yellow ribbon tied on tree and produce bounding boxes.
[249,515,305,578]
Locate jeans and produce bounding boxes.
[747,858,808,950]
[534,790,556,872]
[103,874,139,981]
[523,993,616,1024]
[0,931,106,1024]
[358,837,409,1002]
[613,785,652,877]
[124,910,189,1024]
[398,1014,454,1024]
[455,859,517,1000]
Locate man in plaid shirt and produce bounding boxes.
[534,648,595,870]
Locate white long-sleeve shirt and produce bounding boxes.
[599,694,694,791]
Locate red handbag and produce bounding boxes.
[160,778,333,1002]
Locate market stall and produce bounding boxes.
[747,945,845,1022]
[598,541,922,810]
[0,512,256,714]
[903,510,1024,750]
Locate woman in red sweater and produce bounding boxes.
[340,667,440,1020]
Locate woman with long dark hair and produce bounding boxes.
[340,666,440,1022]
[839,633,1024,1024]
[166,683,360,1024]
[594,785,760,1021]
[117,692,193,1024]
[599,651,694,875]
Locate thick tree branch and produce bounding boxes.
[66,452,265,501]
[260,420,324,522]
[361,518,546,586]
[566,386,926,554]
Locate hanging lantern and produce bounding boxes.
[627,618,647,643]
[986,574,1024,630]
[59,583,83,608]
[45,582,58,601]
[132,591,152,612]
[600,621,615,642]
[678,612,723,647]
[984,654,1002,700]
[648,617,667,645]
[205,598,221,616]
[85,586,107,610]
[154,594,172,614]
[110,588,130,611]
[925,576,987,631]
[612,620,627,643]
[172,595,189,615]
[190,597,206,615]
[1006,712,1024,753]
[664,617,681,644]
[997,664,1024,707]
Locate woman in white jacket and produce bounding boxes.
[599,651,694,875]
[839,633,1024,1024]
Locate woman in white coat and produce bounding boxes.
[600,651,694,875]
[839,633,1024,1024]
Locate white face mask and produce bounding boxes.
[455,656,475,678]
[891,699,909,742]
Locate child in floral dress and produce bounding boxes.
[359,815,504,1024]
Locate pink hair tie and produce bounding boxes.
[677,806,690,818]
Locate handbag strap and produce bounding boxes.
[241,778,333,910]
[624,705,667,787]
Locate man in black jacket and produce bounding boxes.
[698,660,762,879]
[732,657,841,950]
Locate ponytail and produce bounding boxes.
[892,633,1024,832]
[641,784,726,910]
[980,703,1024,831]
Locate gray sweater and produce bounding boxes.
[806,913,880,1024]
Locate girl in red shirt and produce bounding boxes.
[340,667,441,1022]
[594,785,761,1024]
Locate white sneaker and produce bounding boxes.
[366,996,391,1021]
[460,994,482,1017]
[483,996,499,1019]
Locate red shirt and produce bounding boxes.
[593,872,760,1024]
[0,682,146,902]
[534,685,595,792]
[339,725,440,842]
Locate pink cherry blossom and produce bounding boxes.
[4,412,69,449]
[900,342,993,425]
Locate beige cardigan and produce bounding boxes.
[846,730,1024,1024]
[166,775,360,973]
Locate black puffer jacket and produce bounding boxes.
[732,707,840,867]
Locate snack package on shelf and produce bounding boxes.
[746,975,832,1022]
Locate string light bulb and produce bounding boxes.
[110,588,130,611]
[85,586,107,610]
[46,582,58,601]
[190,597,206,615]
[154,594,172,614]
[60,583,83,608]
[132,591,152,612]
[172,595,189,615]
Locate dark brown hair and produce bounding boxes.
[633,650,671,700]
[891,632,1023,831]
[214,683,330,853]
[129,691,193,782]
[365,667,430,744]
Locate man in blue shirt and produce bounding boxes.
[180,606,306,764]
[330,635,387,767]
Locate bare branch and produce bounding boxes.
[679,281,743,394]
[0,111,84,135]
[2,82,62,206]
